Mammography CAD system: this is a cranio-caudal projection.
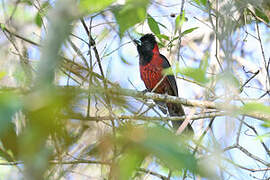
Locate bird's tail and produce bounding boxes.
[167,102,193,133]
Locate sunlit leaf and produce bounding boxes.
[241,102,270,115]
[79,0,116,14]
[193,0,200,5]
[261,121,270,128]
[179,67,209,84]
[139,127,196,171]
[157,21,168,30]
[120,56,131,65]
[116,149,146,180]
[254,133,270,141]
[34,1,50,28]
[192,0,207,6]
[157,42,165,48]
[100,125,211,180]
[201,0,207,6]
[113,0,150,37]
[116,126,200,172]
[0,71,6,80]
[21,0,33,5]
[166,36,180,48]
[255,8,269,23]
[182,27,198,36]
[147,14,160,35]
[175,11,185,33]
[0,23,5,30]
[156,34,169,41]
[164,54,209,84]
[35,12,42,27]
[41,1,50,10]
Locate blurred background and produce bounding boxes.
[0,0,270,179]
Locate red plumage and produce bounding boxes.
[134,34,193,132]
[139,44,163,92]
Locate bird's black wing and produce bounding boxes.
[160,54,178,97]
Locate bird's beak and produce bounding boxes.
[133,39,141,46]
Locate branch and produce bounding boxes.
[137,168,167,180]
[1,86,270,121]
[224,144,270,167]
[0,159,110,166]
[68,111,225,122]
[82,87,270,121]
[0,23,40,47]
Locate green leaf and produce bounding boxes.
[254,133,270,141]
[116,125,200,172]
[163,66,174,76]
[41,1,50,10]
[147,14,160,35]
[0,93,21,136]
[116,149,146,180]
[255,8,269,23]
[113,0,150,37]
[175,10,185,33]
[192,0,207,6]
[180,67,209,84]
[200,0,207,6]
[167,54,209,84]
[21,0,33,5]
[102,124,212,178]
[169,36,180,44]
[0,23,5,30]
[199,52,209,71]
[35,12,42,27]
[156,34,169,48]
[157,42,165,48]
[241,102,270,115]
[34,2,50,28]
[157,21,168,30]
[79,0,116,14]
[182,27,198,36]
[156,34,169,41]
[0,71,6,80]
[139,126,197,171]
[120,56,131,65]
[193,0,200,5]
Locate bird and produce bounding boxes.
[134,34,193,132]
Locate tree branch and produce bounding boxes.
[67,111,225,122]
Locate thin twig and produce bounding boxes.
[176,0,185,62]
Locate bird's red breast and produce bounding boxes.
[139,44,170,93]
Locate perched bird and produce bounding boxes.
[134,34,193,132]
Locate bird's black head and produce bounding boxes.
[134,34,158,65]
